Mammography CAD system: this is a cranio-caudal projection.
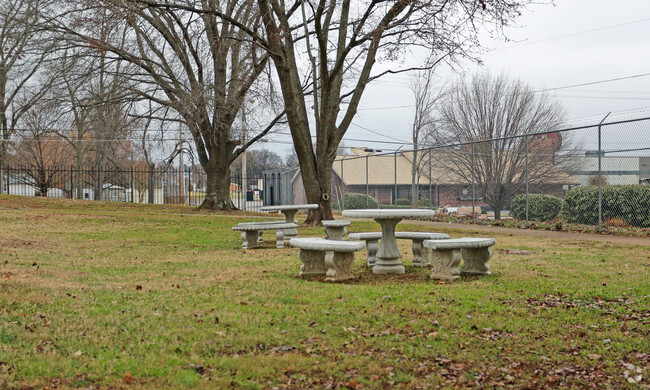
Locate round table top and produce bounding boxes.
[342,208,435,219]
[260,204,319,212]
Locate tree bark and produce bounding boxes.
[199,163,234,211]
[303,160,335,225]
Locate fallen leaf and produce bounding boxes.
[587,354,601,360]
[123,371,133,384]
[135,285,142,291]
[74,350,82,356]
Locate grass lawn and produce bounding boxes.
[0,195,648,389]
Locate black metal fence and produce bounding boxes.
[0,166,276,212]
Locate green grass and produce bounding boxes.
[0,195,648,389]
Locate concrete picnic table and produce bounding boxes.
[259,204,319,240]
[341,208,435,274]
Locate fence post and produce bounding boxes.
[428,149,432,208]
[187,166,191,206]
[131,168,134,203]
[70,167,73,199]
[525,134,529,227]
[597,113,610,232]
[471,142,476,222]
[394,151,397,206]
[365,155,369,207]
[341,159,344,207]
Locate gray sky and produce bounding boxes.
[267,0,650,156]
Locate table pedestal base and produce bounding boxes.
[373,218,404,274]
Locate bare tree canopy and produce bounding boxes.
[409,69,445,206]
[431,72,567,218]
[0,0,58,194]
[251,0,547,224]
[52,0,285,210]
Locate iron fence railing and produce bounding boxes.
[0,166,274,213]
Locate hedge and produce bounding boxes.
[563,185,650,227]
[340,193,379,209]
[510,194,564,222]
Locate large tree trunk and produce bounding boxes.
[303,158,335,226]
[0,148,5,195]
[199,163,234,210]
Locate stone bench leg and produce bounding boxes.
[461,248,492,276]
[428,248,461,281]
[258,231,263,244]
[411,238,426,267]
[241,231,260,250]
[365,239,379,267]
[325,251,355,282]
[299,249,327,276]
[275,229,286,249]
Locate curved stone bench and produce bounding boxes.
[290,237,365,282]
[348,232,450,267]
[423,237,496,281]
[232,222,298,249]
[322,220,351,240]
[238,220,296,244]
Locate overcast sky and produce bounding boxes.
[266,0,650,157]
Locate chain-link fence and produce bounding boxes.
[333,115,650,230]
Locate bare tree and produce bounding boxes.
[409,69,445,206]
[432,72,566,219]
[137,102,184,204]
[0,0,58,194]
[231,147,283,178]
[9,100,74,196]
[253,0,541,224]
[53,0,285,210]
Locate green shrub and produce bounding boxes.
[563,185,650,227]
[341,193,379,209]
[395,198,411,206]
[510,194,564,222]
[418,197,433,208]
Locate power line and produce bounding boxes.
[491,17,650,51]
[533,72,650,93]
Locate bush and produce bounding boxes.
[510,194,564,222]
[418,197,433,208]
[563,185,650,227]
[340,193,379,209]
[395,198,411,206]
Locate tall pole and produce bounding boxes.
[241,104,247,211]
[471,142,476,221]
[428,150,432,208]
[525,135,529,226]
[597,112,611,232]
[366,155,369,207]
[179,123,184,205]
